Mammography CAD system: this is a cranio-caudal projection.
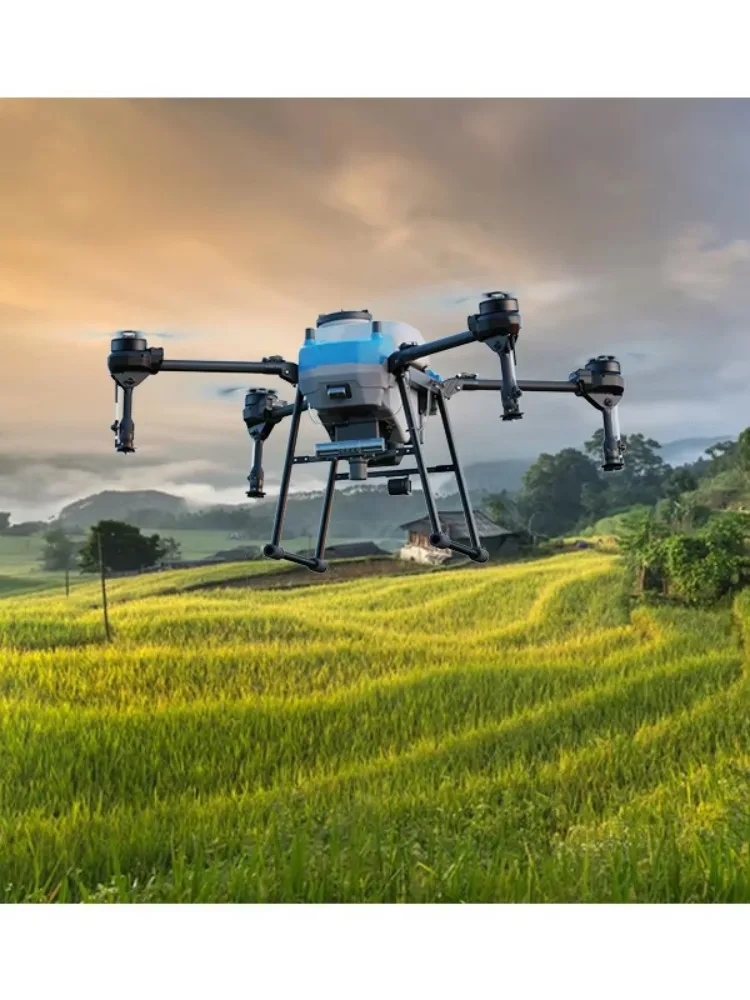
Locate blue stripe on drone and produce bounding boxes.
[298,336,397,372]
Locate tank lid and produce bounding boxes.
[316,309,372,327]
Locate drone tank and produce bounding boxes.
[297,310,433,481]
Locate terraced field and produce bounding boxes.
[1,549,749,902]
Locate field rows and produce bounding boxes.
[0,550,749,901]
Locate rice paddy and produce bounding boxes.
[0,549,748,902]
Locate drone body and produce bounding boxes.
[108,293,625,573]
[297,311,420,477]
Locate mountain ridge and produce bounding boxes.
[54,435,728,532]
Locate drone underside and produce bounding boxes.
[108,294,625,573]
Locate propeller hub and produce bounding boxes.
[111,330,148,353]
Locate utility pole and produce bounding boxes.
[97,531,111,643]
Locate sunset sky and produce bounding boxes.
[2,98,750,519]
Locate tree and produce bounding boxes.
[618,508,670,594]
[41,527,79,572]
[703,440,737,476]
[484,490,537,546]
[580,480,609,524]
[585,431,668,510]
[654,495,711,534]
[485,490,522,529]
[735,428,750,473]
[0,512,10,533]
[663,466,699,501]
[78,520,168,574]
[517,448,604,538]
[159,536,182,564]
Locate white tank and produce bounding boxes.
[378,320,428,357]
[314,315,372,342]
[314,314,427,351]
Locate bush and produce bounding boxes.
[629,511,750,606]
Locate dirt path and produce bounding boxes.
[180,557,440,594]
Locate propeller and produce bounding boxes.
[216,386,246,397]
[81,330,193,342]
[448,290,503,305]
[374,286,495,315]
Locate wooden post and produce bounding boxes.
[97,532,112,643]
[65,566,70,598]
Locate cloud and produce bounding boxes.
[663,225,750,303]
[3,99,750,518]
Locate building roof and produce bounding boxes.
[399,509,515,538]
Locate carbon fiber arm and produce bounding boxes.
[107,330,298,453]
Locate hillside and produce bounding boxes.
[658,436,731,467]
[59,489,191,528]
[50,477,524,541]
[447,458,530,496]
[42,435,733,537]
[1,551,749,902]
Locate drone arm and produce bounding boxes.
[108,339,298,384]
[441,359,625,472]
[390,294,524,419]
[108,331,300,454]
[112,383,136,452]
[387,294,521,371]
[442,377,579,397]
[388,330,475,369]
[161,358,298,382]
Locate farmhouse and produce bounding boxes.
[398,510,521,565]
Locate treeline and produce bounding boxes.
[0,513,49,536]
[486,429,750,541]
[487,427,750,606]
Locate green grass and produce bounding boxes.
[0,549,748,902]
[577,506,650,538]
[0,529,377,598]
[0,535,61,596]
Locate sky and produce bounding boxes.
[2,98,750,521]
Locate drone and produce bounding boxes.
[107,292,625,573]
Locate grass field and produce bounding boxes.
[0,530,378,599]
[0,549,749,902]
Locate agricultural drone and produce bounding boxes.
[108,293,625,572]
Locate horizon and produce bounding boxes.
[3,431,733,525]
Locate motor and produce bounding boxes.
[570,356,625,471]
[243,388,286,498]
[468,292,523,421]
[108,330,163,452]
